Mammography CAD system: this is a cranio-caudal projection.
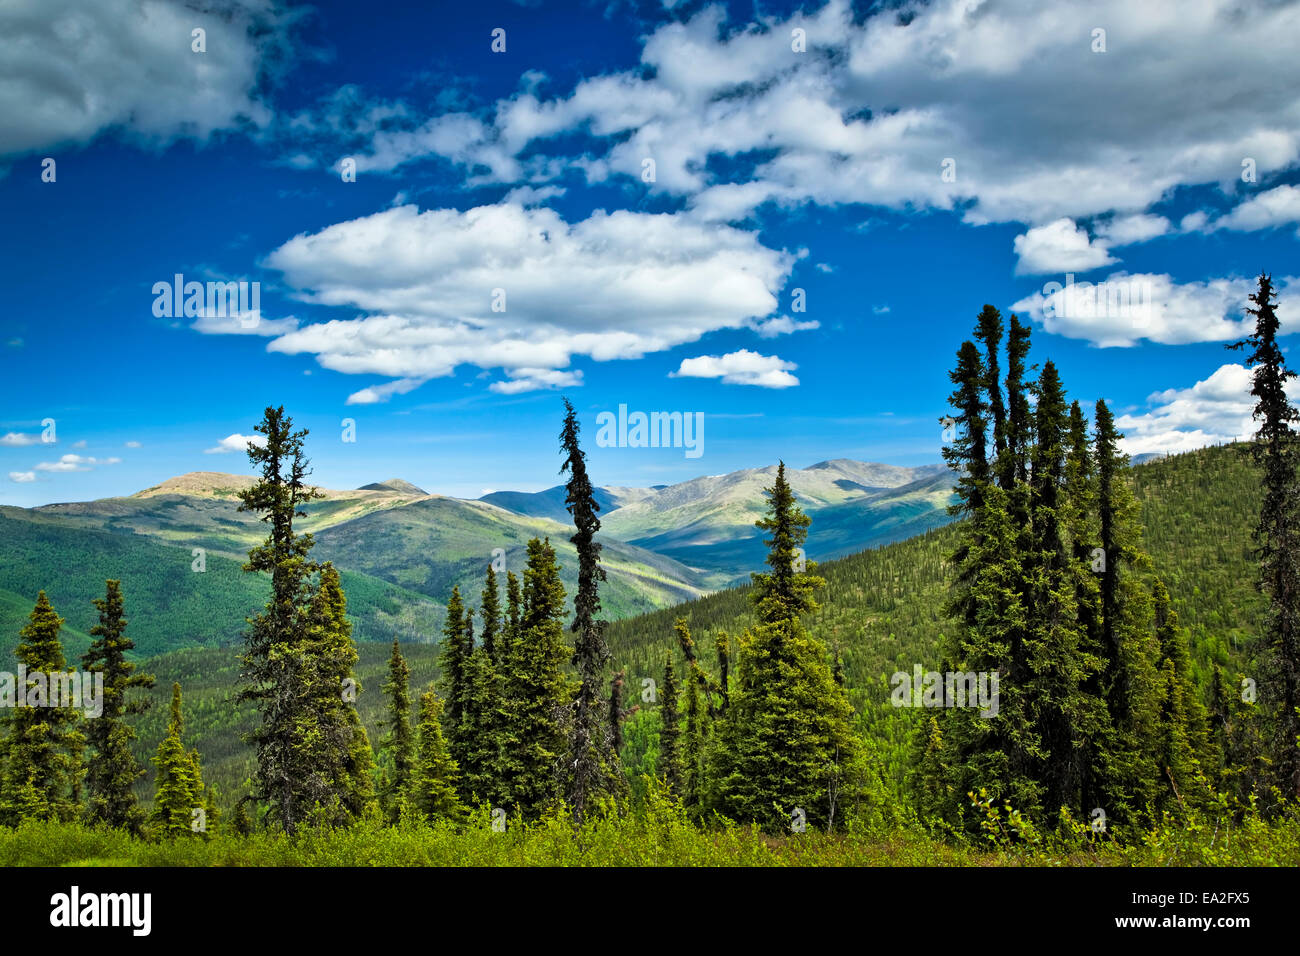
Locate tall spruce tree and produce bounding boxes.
[299,564,375,824]
[496,538,569,818]
[480,564,503,665]
[150,683,205,837]
[560,398,620,821]
[83,580,155,833]
[379,639,415,822]
[456,606,499,807]
[658,654,683,793]
[407,690,466,824]
[0,592,84,824]
[710,465,862,831]
[1228,273,1300,798]
[438,587,473,769]
[237,406,324,833]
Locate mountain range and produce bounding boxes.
[0,458,954,661]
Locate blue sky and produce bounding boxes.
[2,0,1299,506]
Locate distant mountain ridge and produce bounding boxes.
[477,458,955,584]
[0,458,956,658]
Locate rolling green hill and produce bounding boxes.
[0,471,709,658]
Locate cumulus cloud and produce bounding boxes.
[124,441,142,448]
[261,202,793,400]
[204,433,268,454]
[320,0,1300,232]
[0,431,43,446]
[34,454,121,472]
[9,471,35,483]
[1096,214,1172,246]
[1012,273,1297,347]
[0,0,284,156]
[1013,218,1117,275]
[1115,363,1300,456]
[1212,184,1300,232]
[192,312,300,337]
[671,349,799,388]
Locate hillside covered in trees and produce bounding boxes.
[2,280,1298,867]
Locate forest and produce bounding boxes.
[1,276,1298,867]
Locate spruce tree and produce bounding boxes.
[1152,580,1215,812]
[237,406,324,833]
[300,563,375,824]
[560,398,620,821]
[82,580,155,833]
[1025,361,1106,817]
[379,639,414,822]
[658,654,683,794]
[439,587,472,740]
[480,564,503,665]
[710,466,862,831]
[496,538,569,818]
[407,690,466,824]
[456,610,499,807]
[150,683,204,837]
[1228,273,1300,797]
[0,592,84,825]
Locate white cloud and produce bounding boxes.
[1115,363,1300,456]
[8,471,35,483]
[0,0,283,156]
[0,431,42,446]
[261,202,793,400]
[1012,273,1298,347]
[1212,184,1300,232]
[752,315,819,338]
[325,0,1300,231]
[671,349,799,388]
[488,368,583,395]
[124,440,142,448]
[1097,214,1171,246]
[34,454,120,472]
[192,312,300,337]
[204,433,268,454]
[1013,218,1117,275]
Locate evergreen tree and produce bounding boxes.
[82,580,155,833]
[496,538,569,818]
[1228,273,1300,798]
[480,564,503,665]
[150,683,204,837]
[379,639,414,822]
[608,671,626,757]
[237,406,324,834]
[1152,581,1214,812]
[658,654,683,793]
[0,592,84,825]
[456,609,500,807]
[439,587,471,736]
[560,397,620,821]
[710,467,862,831]
[407,690,466,824]
[1025,361,1106,817]
[299,564,375,824]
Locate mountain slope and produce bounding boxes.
[595,459,954,580]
